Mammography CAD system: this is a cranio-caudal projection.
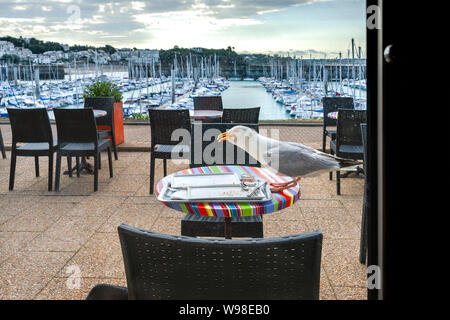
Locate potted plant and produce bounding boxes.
[83,81,124,145]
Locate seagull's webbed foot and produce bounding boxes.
[269,176,302,193]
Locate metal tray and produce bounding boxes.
[170,172,240,189]
[157,173,272,203]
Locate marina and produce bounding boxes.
[1,39,366,120]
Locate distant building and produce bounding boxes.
[128,49,159,63]
[192,47,203,53]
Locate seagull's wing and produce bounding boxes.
[263,140,341,177]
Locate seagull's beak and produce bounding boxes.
[217,132,230,142]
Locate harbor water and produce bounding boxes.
[222,81,290,120]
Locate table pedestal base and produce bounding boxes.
[224,217,232,239]
[63,157,95,175]
[180,215,264,239]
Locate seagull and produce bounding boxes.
[217,125,360,192]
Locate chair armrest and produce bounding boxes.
[86,284,128,300]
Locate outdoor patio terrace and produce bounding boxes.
[0,122,366,300]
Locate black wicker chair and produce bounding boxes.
[322,97,354,152]
[189,122,260,169]
[329,109,366,195]
[193,96,223,111]
[86,223,323,300]
[359,123,368,264]
[7,108,57,191]
[0,127,6,159]
[84,97,118,160]
[53,108,113,192]
[185,123,263,238]
[222,107,260,124]
[149,109,191,194]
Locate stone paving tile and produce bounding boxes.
[99,203,161,232]
[263,205,304,222]
[0,231,40,264]
[264,218,312,238]
[298,199,343,208]
[0,215,14,225]
[123,195,159,205]
[321,239,367,288]
[22,215,109,252]
[0,211,61,232]
[99,174,148,194]
[301,207,361,240]
[334,286,367,300]
[34,277,127,300]
[66,196,126,217]
[38,195,88,204]
[0,251,74,300]
[58,232,125,279]
[320,268,336,300]
[0,196,41,217]
[341,200,364,220]
[55,181,109,196]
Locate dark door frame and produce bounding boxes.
[366,0,383,300]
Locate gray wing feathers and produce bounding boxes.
[263,141,340,177]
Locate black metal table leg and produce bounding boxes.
[64,157,95,175]
[224,217,232,239]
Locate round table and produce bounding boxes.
[155,165,300,238]
[327,111,338,119]
[189,110,223,121]
[94,109,107,118]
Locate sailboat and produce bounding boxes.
[229,61,240,81]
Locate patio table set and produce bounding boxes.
[0,95,367,300]
[85,96,324,300]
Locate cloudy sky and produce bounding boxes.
[1,0,366,57]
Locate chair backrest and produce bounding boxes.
[190,123,260,168]
[322,97,354,127]
[118,223,323,300]
[222,107,260,124]
[193,96,223,111]
[336,109,367,147]
[7,108,53,145]
[53,108,98,145]
[84,97,114,127]
[360,123,367,164]
[148,109,191,148]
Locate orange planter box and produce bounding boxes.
[97,102,124,145]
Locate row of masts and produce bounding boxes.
[269,38,365,98]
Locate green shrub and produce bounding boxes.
[83,81,122,103]
[126,113,149,120]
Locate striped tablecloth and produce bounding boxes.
[327,111,338,119]
[93,110,107,118]
[155,165,300,218]
[189,110,223,120]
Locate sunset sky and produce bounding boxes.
[1,0,366,57]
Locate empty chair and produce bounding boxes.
[7,108,57,191]
[84,97,118,160]
[193,96,223,111]
[148,109,191,194]
[86,224,323,300]
[359,123,368,264]
[322,97,354,152]
[0,127,6,159]
[222,107,260,124]
[53,108,113,192]
[329,109,366,195]
[186,122,263,238]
